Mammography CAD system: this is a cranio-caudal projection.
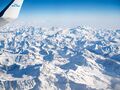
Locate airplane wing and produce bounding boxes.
[0,0,24,27]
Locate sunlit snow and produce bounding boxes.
[0,21,120,90]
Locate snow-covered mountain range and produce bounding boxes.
[0,22,120,90]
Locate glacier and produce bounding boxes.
[0,22,120,90]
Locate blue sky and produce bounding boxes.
[0,0,120,29]
[0,0,120,16]
[22,0,120,15]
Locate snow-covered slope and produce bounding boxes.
[0,22,120,90]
